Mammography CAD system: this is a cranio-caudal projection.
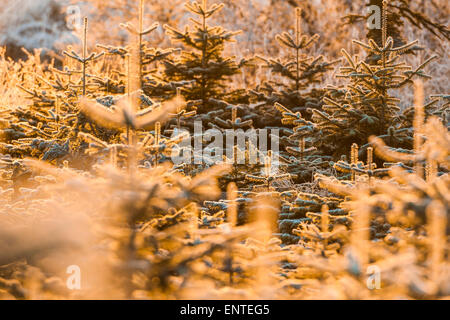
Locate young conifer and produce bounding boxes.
[345,0,449,56]
[97,0,179,101]
[304,0,438,156]
[252,7,338,118]
[64,18,105,97]
[163,0,246,112]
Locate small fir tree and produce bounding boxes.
[251,8,338,118]
[163,0,247,113]
[304,0,438,156]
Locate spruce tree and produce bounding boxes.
[303,1,438,156]
[9,18,109,162]
[163,0,246,113]
[96,0,179,101]
[251,8,338,118]
[344,0,449,54]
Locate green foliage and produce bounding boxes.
[163,0,246,112]
[252,8,338,119]
[306,7,439,155]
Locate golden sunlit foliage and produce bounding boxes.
[0,0,448,300]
